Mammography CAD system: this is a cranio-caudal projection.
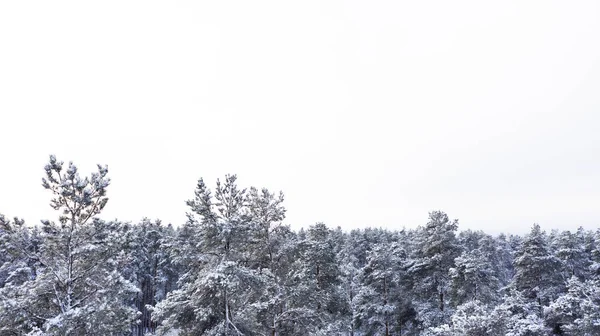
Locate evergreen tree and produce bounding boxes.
[121,219,177,336]
[1,155,137,335]
[449,249,499,306]
[283,222,349,334]
[0,215,45,334]
[425,300,492,336]
[244,186,296,336]
[154,175,268,335]
[338,234,361,336]
[0,215,40,289]
[545,276,600,335]
[513,224,563,308]
[354,241,405,335]
[407,211,460,327]
[488,290,549,336]
[552,229,590,282]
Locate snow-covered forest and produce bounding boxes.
[1,156,599,336]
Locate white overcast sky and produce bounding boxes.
[1,1,599,234]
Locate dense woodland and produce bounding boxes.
[1,156,600,336]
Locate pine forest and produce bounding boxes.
[2,156,600,336]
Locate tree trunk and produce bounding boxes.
[384,275,389,336]
[225,289,229,336]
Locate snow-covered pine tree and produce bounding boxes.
[448,249,500,306]
[283,222,349,334]
[0,215,40,289]
[121,218,177,336]
[354,241,405,336]
[495,233,517,287]
[545,276,600,335]
[551,229,591,282]
[487,289,549,335]
[425,300,492,336]
[153,175,269,335]
[244,187,305,336]
[338,233,361,336]
[513,224,563,309]
[0,215,45,333]
[1,155,138,335]
[406,211,460,327]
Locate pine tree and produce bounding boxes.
[354,241,405,335]
[487,290,549,336]
[244,186,297,336]
[495,233,517,286]
[154,175,268,335]
[552,229,590,282]
[545,276,600,335]
[120,219,177,336]
[0,215,45,334]
[448,249,500,306]
[0,215,40,289]
[338,235,360,336]
[425,300,492,336]
[283,223,349,334]
[407,211,460,327]
[513,224,563,308]
[0,155,137,335]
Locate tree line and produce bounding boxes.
[1,156,599,335]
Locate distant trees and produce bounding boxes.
[2,155,600,335]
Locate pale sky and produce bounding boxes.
[1,1,599,234]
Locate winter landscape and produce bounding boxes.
[2,1,600,335]
[1,156,599,335]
